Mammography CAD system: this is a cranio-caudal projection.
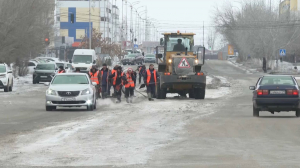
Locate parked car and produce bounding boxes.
[122,54,136,65]
[45,73,97,111]
[0,63,13,92]
[33,63,58,84]
[27,61,38,74]
[144,54,156,63]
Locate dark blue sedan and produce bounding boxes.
[249,75,300,117]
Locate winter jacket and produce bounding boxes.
[100,68,111,86]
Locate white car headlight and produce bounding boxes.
[46,89,56,95]
[81,88,92,95]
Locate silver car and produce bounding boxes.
[45,73,97,111]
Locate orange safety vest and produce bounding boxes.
[147,69,156,85]
[90,71,99,84]
[58,70,65,73]
[112,69,117,85]
[124,73,135,88]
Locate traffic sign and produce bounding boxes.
[279,49,286,56]
[134,44,138,49]
[178,57,190,68]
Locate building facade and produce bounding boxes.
[55,0,120,43]
[279,0,300,16]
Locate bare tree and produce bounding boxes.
[213,0,300,65]
[0,0,55,75]
[206,29,218,51]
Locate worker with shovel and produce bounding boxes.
[109,66,123,103]
[123,68,136,103]
[144,64,159,101]
[100,64,111,99]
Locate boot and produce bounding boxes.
[130,96,133,103]
[126,98,129,103]
[148,93,154,101]
[116,99,121,103]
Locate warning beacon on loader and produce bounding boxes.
[155,31,206,99]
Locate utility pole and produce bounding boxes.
[89,0,91,49]
[203,21,204,48]
[122,0,124,50]
[112,0,114,45]
[125,0,128,48]
[145,7,148,41]
[130,4,133,49]
[104,0,106,39]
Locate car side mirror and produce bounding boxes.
[92,82,97,86]
[249,86,255,90]
[7,70,12,73]
[44,82,50,86]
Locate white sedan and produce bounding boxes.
[45,73,97,111]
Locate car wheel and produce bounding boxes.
[46,106,55,111]
[253,106,259,117]
[296,109,300,117]
[4,84,8,92]
[189,90,195,98]
[94,98,97,109]
[87,105,94,111]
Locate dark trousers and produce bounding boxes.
[101,84,111,98]
[147,84,156,96]
[125,87,134,98]
[139,73,143,84]
[116,89,122,101]
[96,84,101,98]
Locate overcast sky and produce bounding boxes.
[115,0,279,47]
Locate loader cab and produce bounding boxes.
[158,32,204,73]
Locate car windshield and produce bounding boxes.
[36,64,55,70]
[0,65,6,73]
[73,55,93,64]
[146,55,155,58]
[52,75,89,84]
[260,76,295,86]
[166,35,194,52]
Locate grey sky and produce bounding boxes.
[116,0,279,46]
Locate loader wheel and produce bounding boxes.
[189,90,195,98]
[156,83,166,99]
[195,88,205,99]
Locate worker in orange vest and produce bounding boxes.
[144,64,159,101]
[89,65,101,99]
[111,65,119,97]
[109,66,123,103]
[58,66,66,73]
[122,68,136,103]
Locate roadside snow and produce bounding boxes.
[0,75,232,167]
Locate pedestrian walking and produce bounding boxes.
[263,57,267,73]
[89,65,101,99]
[123,68,135,103]
[58,66,66,73]
[109,66,123,103]
[138,65,146,84]
[144,64,159,101]
[111,65,119,97]
[100,64,111,99]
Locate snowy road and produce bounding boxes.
[1,60,300,167]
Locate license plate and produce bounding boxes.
[270,90,285,94]
[61,98,76,101]
[40,76,47,78]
